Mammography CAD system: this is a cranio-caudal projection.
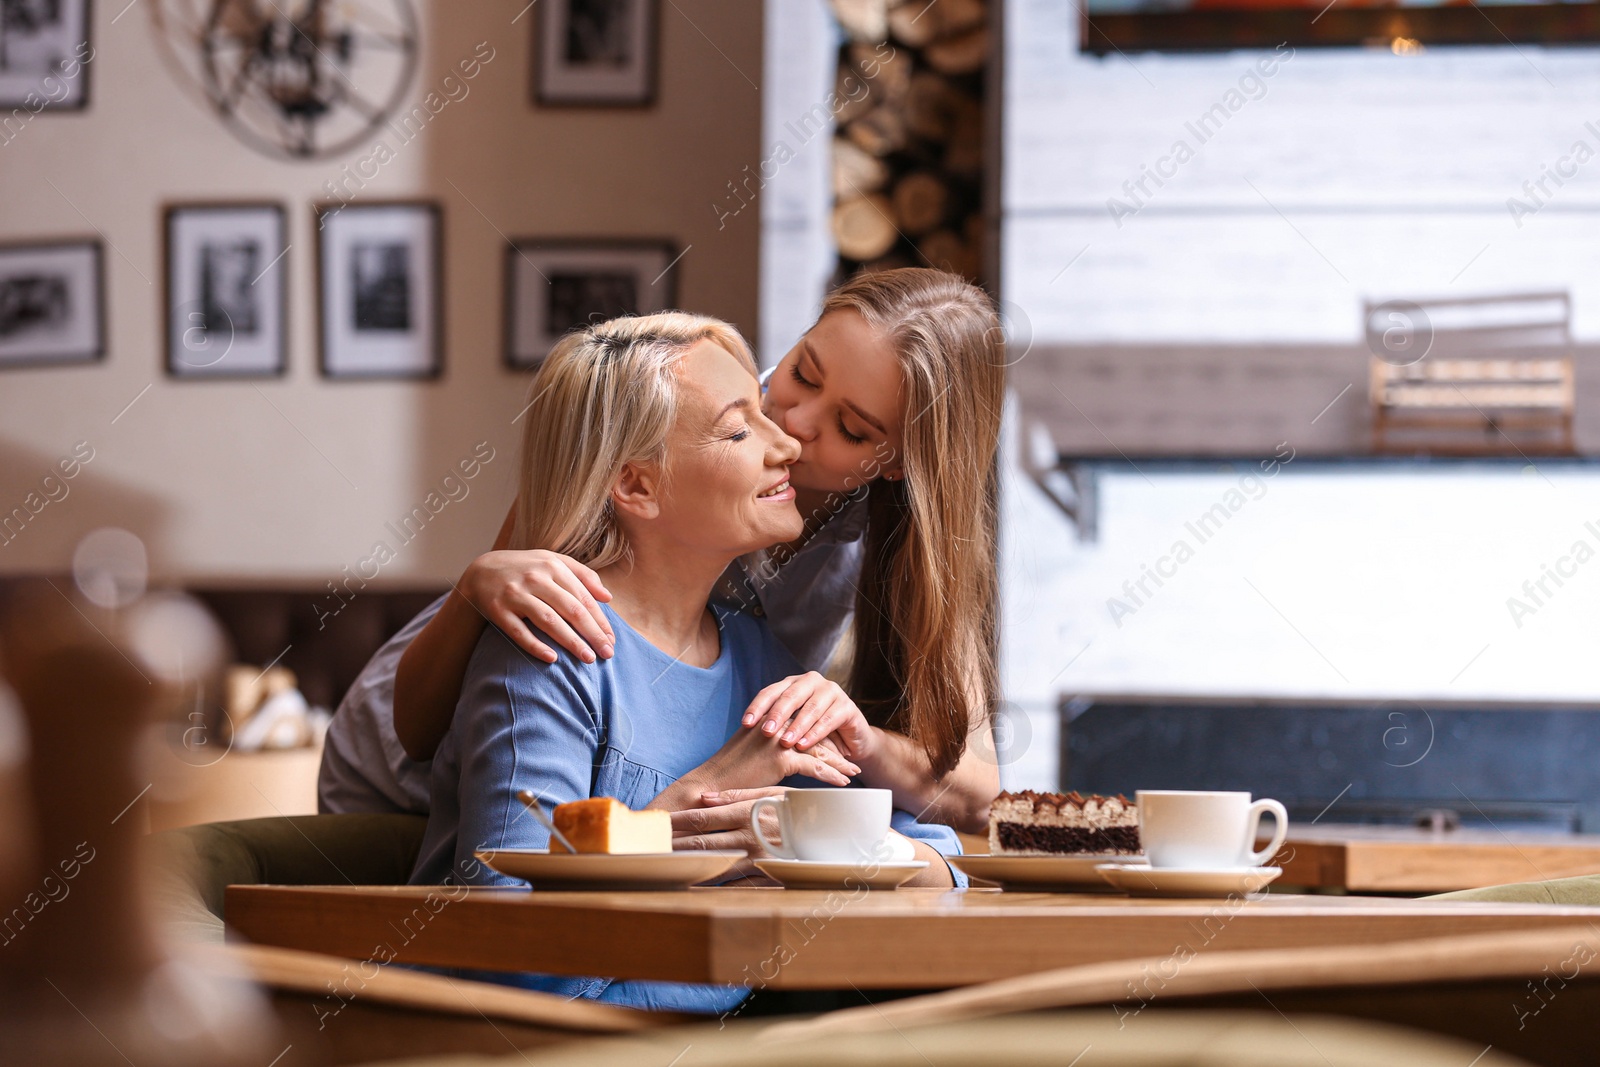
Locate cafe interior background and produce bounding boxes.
[7,0,1600,1063]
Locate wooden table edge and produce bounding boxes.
[222,884,1600,989]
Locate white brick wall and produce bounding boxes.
[998,437,1600,789]
[1004,0,1600,347]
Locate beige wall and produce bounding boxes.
[0,1,762,585]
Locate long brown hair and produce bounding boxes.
[824,268,1005,779]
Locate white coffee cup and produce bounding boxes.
[750,788,908,864]
[1137,790,1289,870]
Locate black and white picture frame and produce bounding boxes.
[316,201,442,380]
[504,239,678,370]
[165,203,287,379]
[534,0,657,107]
[0,239,103,370]
[0,0,92,111]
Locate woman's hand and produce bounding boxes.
[669,786,786,854]
[460,549,615,664]
[674,724,861,802]
[741,672,880,765]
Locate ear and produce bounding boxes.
[872,440,903,484]
[610,460,662,521]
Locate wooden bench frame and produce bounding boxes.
[1366,292,1576,454]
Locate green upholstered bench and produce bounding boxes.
[146,813,428,942]
[1430,873,1600,905]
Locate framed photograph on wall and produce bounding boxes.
[1082,0,1600,52]
[315,201,442,380]
[534,0,658,106]
[165,203,287,379]
[0,0,92,110]
[504,239,678,370]
[0,239,103,369]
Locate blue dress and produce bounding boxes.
[408,601,966,1014]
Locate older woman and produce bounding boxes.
[407,312,965,1014]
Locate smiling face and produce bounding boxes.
[615,339,804,559]
[762,310,904,494]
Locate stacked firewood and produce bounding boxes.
[827,0,989,284]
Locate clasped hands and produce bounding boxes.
[653,672,881,857]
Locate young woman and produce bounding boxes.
[319,268,1006,836]
[409,312,964,1013]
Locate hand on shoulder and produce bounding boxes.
[462,549,615,665]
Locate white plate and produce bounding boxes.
[754,857,928,890]
[1096,863,1282,898]
[475,849,746,890]
[949,853,1147,891]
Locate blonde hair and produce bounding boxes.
[512,312,757,566]
[824,268,1005,779]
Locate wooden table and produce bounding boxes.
[226,884,1600,989]
[1271,824,1600,893]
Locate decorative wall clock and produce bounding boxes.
[156,0,419,160]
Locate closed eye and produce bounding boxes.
[791,357,868,444]
[836,416,867,445]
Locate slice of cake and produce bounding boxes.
[552,797,672,855]
[988,791,1141,856]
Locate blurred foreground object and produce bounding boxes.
[0,578,273,1066]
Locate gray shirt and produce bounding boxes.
[317,494,867,815]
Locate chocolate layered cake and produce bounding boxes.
[988,791,1141,856]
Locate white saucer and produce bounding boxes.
[949,853,1146,892]
[475,849,746,890]
[1095,863,1282,898]
[754,857,928,890]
